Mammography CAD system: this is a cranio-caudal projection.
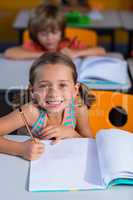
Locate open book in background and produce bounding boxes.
[29,128,133,192]
[73,56,131,90]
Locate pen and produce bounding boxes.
[19,107,36,143]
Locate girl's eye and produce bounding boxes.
[39,85,49,89]
[59,84,68,88]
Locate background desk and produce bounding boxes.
[0,58,33,117]
[128,58,133,93]
[120,11,133,56]
[13,10,122,50]
[1,135,133,200]
[128,59,133,79]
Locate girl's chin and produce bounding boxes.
[46,107,64,113]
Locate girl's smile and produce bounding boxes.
[32,63,79,112]
[45,99,64,108]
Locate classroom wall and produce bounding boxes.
[89,0,132,10]
[0,0,132,43]
[0,0,41,43]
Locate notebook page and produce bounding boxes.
[29,138,103,191]
[76,57,128,84]
[96,129,133,186]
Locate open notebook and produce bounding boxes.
[73,56,131,90]
[29,128,133,192]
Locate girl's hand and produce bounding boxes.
[40,125,76,144]
[20,138,44,160]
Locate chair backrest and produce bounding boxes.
[89,90,133,137]
[23,28,98,47]
[65,27,98,47]
[23,30,30,43]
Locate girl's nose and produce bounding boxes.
[47,87,59,98]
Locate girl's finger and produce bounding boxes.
[33,138,40,143]
[37,146,44,150]
[40,126,56,135]
[44,133,57,140]
[43,128,58,137]
[37,149,44,154]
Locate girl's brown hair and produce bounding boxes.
[29,52,95,108]
[28,4,66,45]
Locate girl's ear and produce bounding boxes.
[28,84,38,105]
[28,84,33,92]
[28,84,34,99]
[74,82,80,97]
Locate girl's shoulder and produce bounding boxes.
[21,102,40,126]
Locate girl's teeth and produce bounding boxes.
[47,101,62,104]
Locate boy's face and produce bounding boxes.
[37,30,62,51]
[32,64,79,113]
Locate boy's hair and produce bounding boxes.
[29,52,95,108]
[28,4,66,44]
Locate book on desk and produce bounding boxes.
[74,56,131,90]
[29,128,133,192]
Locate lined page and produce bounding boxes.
[29,138,103,191]
[96,129,133,185]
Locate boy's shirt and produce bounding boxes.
[23,38,87,52]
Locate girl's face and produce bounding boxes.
[37,30,62,51]
[32,64,79,113]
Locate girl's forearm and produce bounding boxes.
[4,47,43,60]
[0,136,23,157]
[73,47,106,57]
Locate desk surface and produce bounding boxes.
[13,10,122,30]
[87,11,121,29]
[0,57,33,90]
[1,135,133,200]
[120,11,133,31]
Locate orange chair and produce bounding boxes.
[23,28,98,47]
[65,27,98,47]
[89,90,133,137]
[89,0,105,11]
[23,30,30,43]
